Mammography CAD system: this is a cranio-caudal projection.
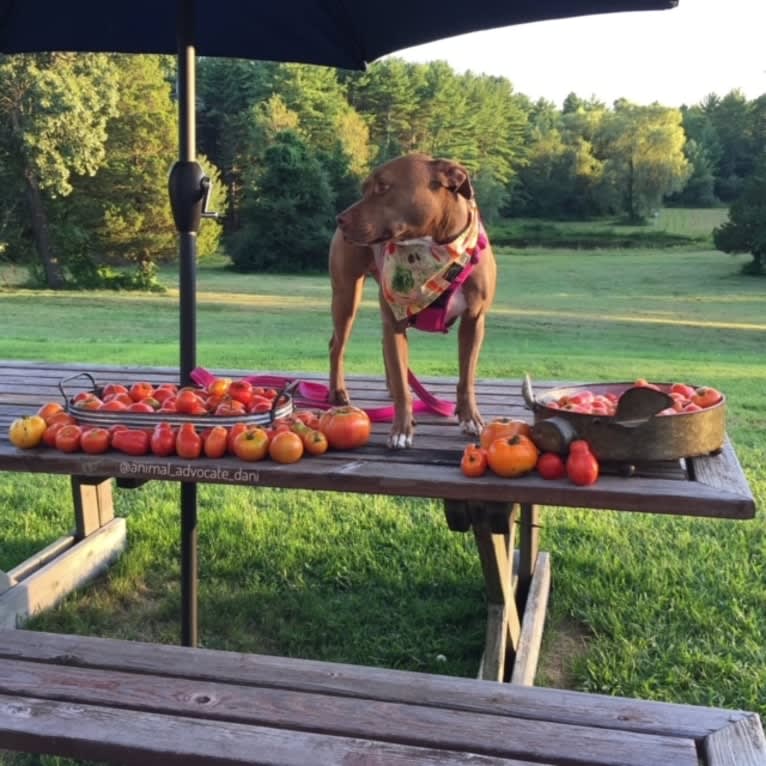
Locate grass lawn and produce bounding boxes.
[0,217,764,765]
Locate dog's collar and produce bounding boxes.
[374,201,484,323]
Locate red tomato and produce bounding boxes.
[566,441,599,486]
[102,383,129,398]
[55,424,83,453]
[176,390,205,414]
[150,425,176,457]
[233,427,270,462]
[460,444,488,478]
[99,399,128,412]
[268,430,304,464]
[670,383,696,400]
[318,406,371,450]
[176,423,202,459]
[73,395,103,411]
[43,422,66,448]
[81,427,111,454]
[203,425,229,459]
[536,452,566,480]
[112,429,150,456]
[129,382,155,402]
[229,380,253,407]
[127,401,155,413]
[152,388,175,404]
[227,423,248,454]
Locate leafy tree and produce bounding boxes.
[0,53,119,288]
[229,130,334,273]
[597,102,689,222]
[713,154,766,275]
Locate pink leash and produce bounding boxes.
[190,367,455,422]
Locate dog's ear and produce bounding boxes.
[431,159,474,200]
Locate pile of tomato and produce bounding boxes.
[7,376,372,465]
[543,379,723,417]
[460,417,600,487]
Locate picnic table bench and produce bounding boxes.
[0,628,763,765]
[0,360,757,689]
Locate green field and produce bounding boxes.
[0,210,765,766]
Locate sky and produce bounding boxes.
[393,0,765,109]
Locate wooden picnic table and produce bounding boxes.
[0,360,757,685]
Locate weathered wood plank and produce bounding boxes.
[704,715,766,766]
[0,693,535,766]
[71,476,114,538]
[0,662,699,766]
[0,521,125,629]
[511,552,551,687]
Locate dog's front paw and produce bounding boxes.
[388,416,414,449]
[329,388,350,406]
[458,410,484,437]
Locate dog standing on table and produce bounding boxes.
[330,154,497,448]
[329,153,497,448]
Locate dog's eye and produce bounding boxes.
[374,182,390,195]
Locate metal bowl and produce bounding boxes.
[522,376,726,462]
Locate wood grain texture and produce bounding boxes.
[511,552,551,686]
[704,715,766,766]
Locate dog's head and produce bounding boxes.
[336,153,474,246]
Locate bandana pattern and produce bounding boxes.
[374,202,481,323]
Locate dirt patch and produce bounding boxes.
[535,617,590,688]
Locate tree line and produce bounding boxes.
[1,53,764,288]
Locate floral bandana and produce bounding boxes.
[374,201,484,327]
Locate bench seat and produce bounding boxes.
[0,629,763,765]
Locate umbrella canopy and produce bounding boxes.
[2,1,677,68]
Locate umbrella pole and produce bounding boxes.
[169,0,201,648]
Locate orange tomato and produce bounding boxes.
[129,382,155,402]
[318,406,371,450]
[176,423,202,459]
[692,386,722,409]
[479,418,532,450]
[36,401,64,424]
[203,425,229,459]
[233,427,270,462]
[486,434,539,478]
[268,430,304,464]
[301,429,328,456]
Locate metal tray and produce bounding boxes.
[60,372,294,429]
[522,375,726,462]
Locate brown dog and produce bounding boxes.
[329,153,497,448]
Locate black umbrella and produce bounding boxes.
[0,0,679,646]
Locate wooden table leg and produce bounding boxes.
[0,477,126,629]
[443,500,551,685]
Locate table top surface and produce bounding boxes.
[0,628,763,766]
[0,360,756,519]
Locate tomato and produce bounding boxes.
[301,429,328,456]
[128,382,154,402]
[207,377,232,397]
[101,383,129,398]
[55,424,83,453]
[233,427,270,462]
[479,418,532,450]
[176,390,205,414]
[9,415,48,449]
[566,440,599,486]
[127,401,155,413]
[104,392,134,407]
[42,422,65,448]
[152,388,175,405]
[269,430,304,464]
[536,452,566,480]
[99,399,129,412]
[73,395,103,411]
[81,427,111,455]
[460,443,488,478]
[670,382,696,400]
[215,400,246,417]
[226,423,248,454]
[36,401,65,424]
[150,425,176,457]
[229,380,253,407]
[176,423,202,459]
[203,425,228,459]
[318,406,371,450]
[486,434,539,478]
[112,429,150,456]
[692,386,722,409]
